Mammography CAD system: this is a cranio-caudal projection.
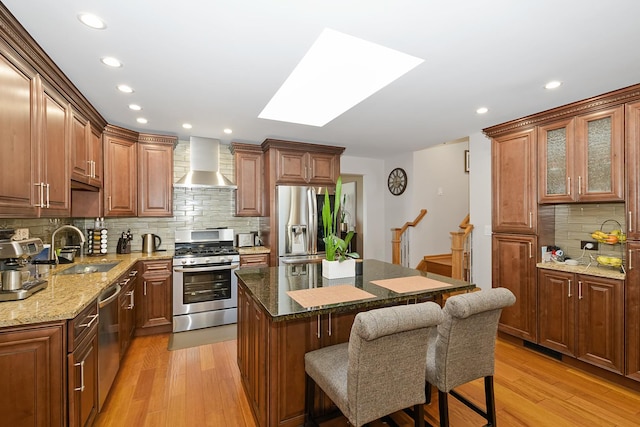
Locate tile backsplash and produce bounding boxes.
[551,203,626,260]
[0,140,264,253]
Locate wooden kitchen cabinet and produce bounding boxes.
[0,54,71,218]
[237,281,360,427]
[119,267,138,359]
[136,260,173,335]
[71,111,102,189]
[538,269,624,374]
[67,299,99,427]
[103,125,138,217]
[0,322,66,427]
[492,233,538,342]
[273,149,339,185]
[626,241,640,381]
[239,253,269,268]
[262,139,343,186]
[231,142,264,217]
[40,81,71,216]
[626,101,640,241]
[538,106,624,203]
[492,129,538,234]
[538,269,575,355]
[137,134,175,217]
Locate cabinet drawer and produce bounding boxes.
[68,299,98,352]
[240,254,269,268]
[140,259,171,276]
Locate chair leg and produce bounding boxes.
[414,403,425,427]
[425,382,432,404]
[437,390,449,427]
[484,376,497,427]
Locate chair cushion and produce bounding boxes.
[305,343,350,415]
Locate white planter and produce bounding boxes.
[322,258,356,279]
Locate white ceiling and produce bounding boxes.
[4,0,640,158]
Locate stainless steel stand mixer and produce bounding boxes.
[0,232,48,302]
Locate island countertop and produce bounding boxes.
[235,259,475,322]
[0,251,173,328]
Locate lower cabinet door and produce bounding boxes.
[68,328,99,427]
[538,269,575,356]
[0,323,65,427]
[576,275,624,374]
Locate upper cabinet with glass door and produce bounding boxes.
[538,105,624,203]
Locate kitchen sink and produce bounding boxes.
[55,262,121,275]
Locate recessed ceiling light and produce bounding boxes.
[182,123,192,129]
[128,104,141,111]
[101,57,122,68]
[117,84,134,93]
[545,80,562,89]
[476,107,489,114]
[78,13,106,30]
[259,28,424,127]
[223,128,233,134]
[136,118,148,124]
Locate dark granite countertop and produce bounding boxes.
[235,259,475,322]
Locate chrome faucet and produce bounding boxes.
[49,225,86,263]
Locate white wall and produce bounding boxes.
[343,132,493,288]
[469,132,492,290]
[410,140,469,267]
[341,155,387,261]
[384,153,413,263]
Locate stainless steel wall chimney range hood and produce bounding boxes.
[174,137,236,188]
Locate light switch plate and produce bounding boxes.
[13,228,29,240]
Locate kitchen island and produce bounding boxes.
[235,259,475,427]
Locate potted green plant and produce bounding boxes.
[321,177,359,278]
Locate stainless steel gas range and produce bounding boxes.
[172,229,239,332]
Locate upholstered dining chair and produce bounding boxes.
[304,302,444,427]
[425,287,516,427]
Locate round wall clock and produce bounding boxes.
[387,167,407,195]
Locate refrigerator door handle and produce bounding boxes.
[310,187,317,254]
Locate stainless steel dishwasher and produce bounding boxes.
[98,282,121,411]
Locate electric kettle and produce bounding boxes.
[141,234,162,253]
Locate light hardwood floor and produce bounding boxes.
[95,334,640,427]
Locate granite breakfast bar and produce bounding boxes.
[235,259,475,427]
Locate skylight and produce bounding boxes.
[259,28,424,127]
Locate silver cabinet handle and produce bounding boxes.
[79,313,99,329]
[328,312,332,337]
[629,211,633,233]
[578,176,582,195]
[108,196,112,211]
[74,360,85,392]
[127,290,135,309]
[568,279,572,298]
[317,315,321,339]
[87,160,92,177]
[629,250,634,270]
[45,183,50,208]
[578,280,583,300]
[567,176,571,196]
[34,183,45,208]
[144,280,147,296]
[528,242,532,258]
[129,270,138,277]
[529,212,533,229]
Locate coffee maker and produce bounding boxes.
[0,236,48,301]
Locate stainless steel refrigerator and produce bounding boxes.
[277,185,334,265]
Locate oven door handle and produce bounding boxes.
[173,264,240,273]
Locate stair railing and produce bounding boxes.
[391,209,427,266]
[450,214,473,281]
